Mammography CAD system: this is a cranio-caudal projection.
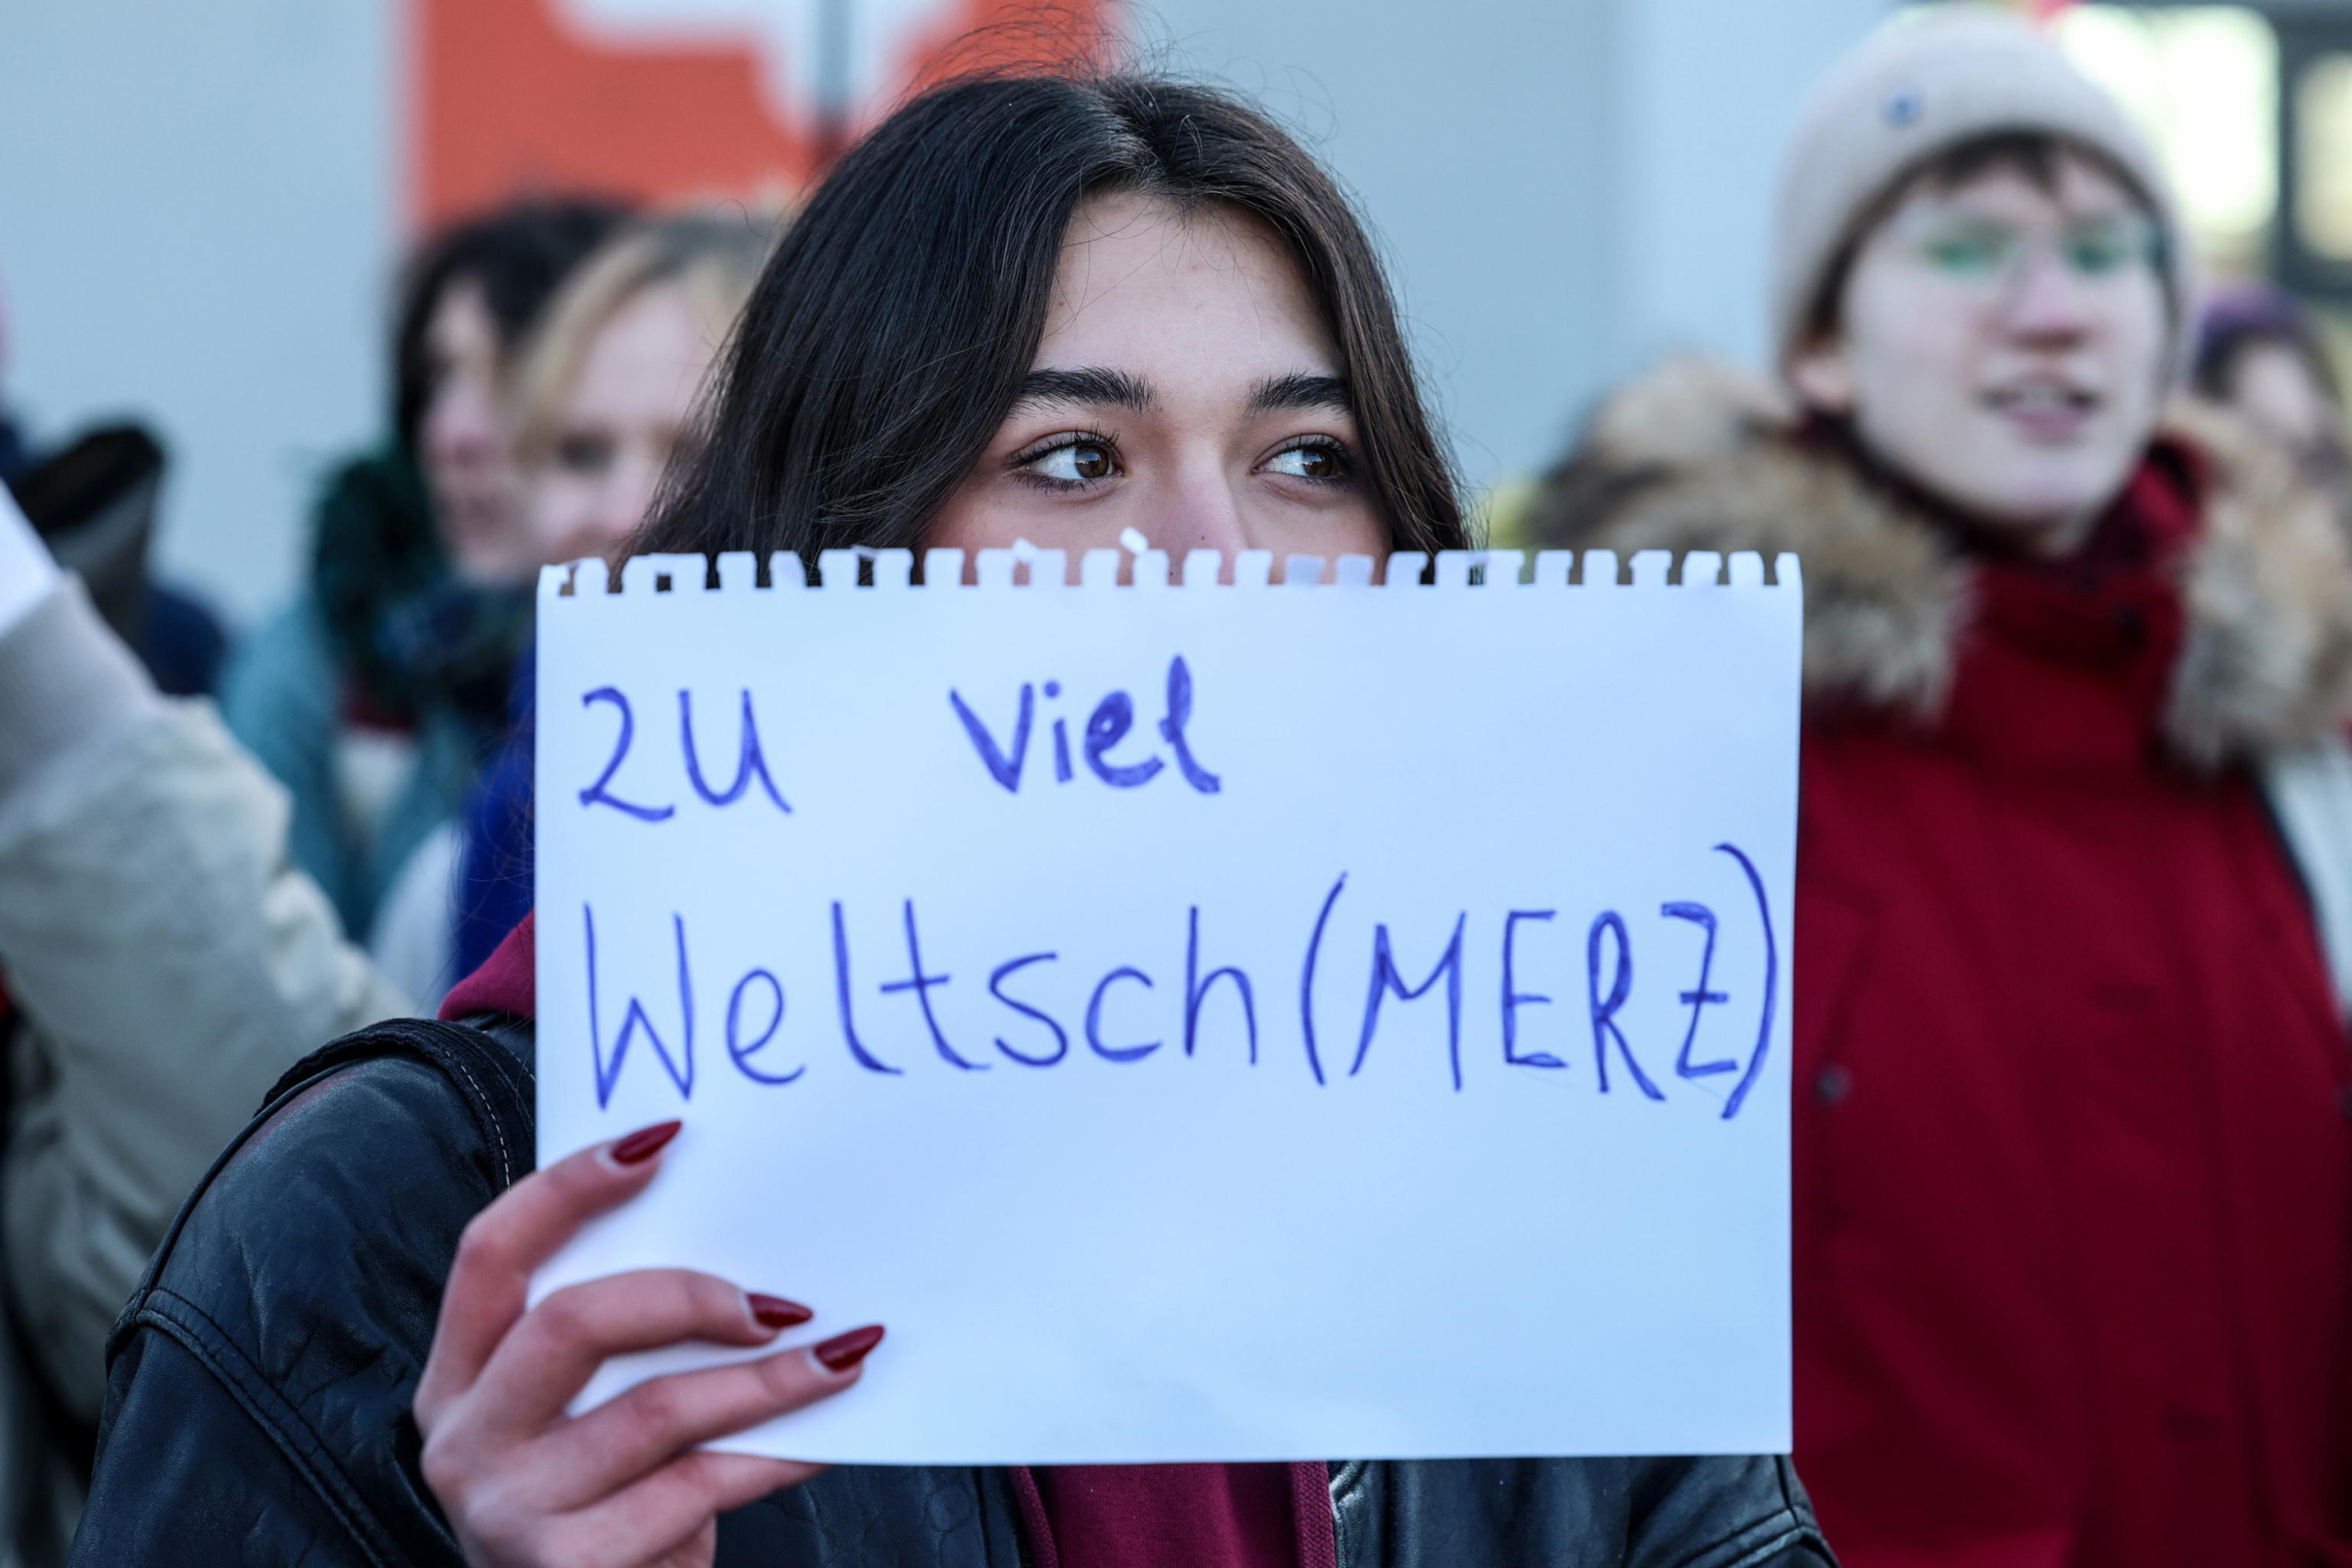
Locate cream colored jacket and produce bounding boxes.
[0,580,410,1564]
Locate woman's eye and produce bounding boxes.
[1263,441,1350,481]
[1025,438,1118,484]
[1922,229,2014,278]
[2064,223,2147,276]
[555,433,615,477]
[2065,238,2121,275]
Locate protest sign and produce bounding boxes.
[533,543,1802,1463]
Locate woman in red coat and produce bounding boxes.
[1534,13,2352,1567]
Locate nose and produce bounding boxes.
[1153,460,1253,582]
[424,379,501,466]
[2003,246,2097,347]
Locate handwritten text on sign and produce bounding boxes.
[534,546,1802,1464]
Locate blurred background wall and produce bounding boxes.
[0,0,1894,619]
[6,0,2344,621]
[1132,0,1889,494]
[0,0,397,623]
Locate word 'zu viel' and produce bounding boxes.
[573,654,1222,818]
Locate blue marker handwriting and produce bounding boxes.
[577,843,1775,1120]
[951,656,1222,795]
[579,686,791,820]
[580,655,1220,819]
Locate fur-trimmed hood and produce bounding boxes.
[1531,358,2352,766]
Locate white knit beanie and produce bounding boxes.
[1770,6,2189,368]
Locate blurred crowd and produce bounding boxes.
[4,5,2352,1566]
[0,191,778,1560]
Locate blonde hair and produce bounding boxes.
[508,207,779,466]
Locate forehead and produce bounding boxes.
[587,282,706,361]
[565,283,713,413]
[1037,191,1337,374]
[429,276,499,353]
[1888,150,2144,225]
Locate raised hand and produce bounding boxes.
[414,1122,883,1568]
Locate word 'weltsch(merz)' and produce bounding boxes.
[574,842,1776,1124]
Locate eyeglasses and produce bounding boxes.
[1889,210,2164,291]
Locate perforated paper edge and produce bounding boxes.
[541,548,1803,603]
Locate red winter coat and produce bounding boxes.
[1539,361,2352,1568]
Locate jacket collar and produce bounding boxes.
[441,910,537,1022]
[1547,358,2352,767]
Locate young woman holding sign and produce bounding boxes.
[74,75,1832,1568]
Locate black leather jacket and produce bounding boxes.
[73,1018,1835,1567]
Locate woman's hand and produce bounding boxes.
[414,1121,884,1568]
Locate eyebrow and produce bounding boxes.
[1008,367,1355,418]
[1248,372,1352,416]
[1012,367,1155,412]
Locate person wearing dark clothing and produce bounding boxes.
[74,909,1826,1568]
[77,73,1833,1568]
[0,416,28,490]
[370,209,777,1008]
[222,198,628,941]
[2193,284,2350,502]
[8,422,230,697]
[453,659,533,982]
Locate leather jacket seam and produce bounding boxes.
[429,1029,516,1189]
[124,1285,414,1567]
[1718,1524,1817,1568]
[106,1021,533,1368]
[1326,1459,1366,1565]
[352,1019,535,1190]
[1675,1505,1819,1568]
[102,1056,367,1364]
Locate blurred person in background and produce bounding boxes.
[0,277,227,699]
[0,284,28,488]
[514,209,778,570]
[2194,283,2350,500]
[223,198,628,943]
[2195,285,2352,1012]
[0,475,410,1566]
[1532,12,2352,1565]
[9,424,229,701]
[370,209,776,1011]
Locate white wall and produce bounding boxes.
[1136,2,1618,487]
[0,0,396,624]
[1142,0,1888,490]
[1609,0,1892,382]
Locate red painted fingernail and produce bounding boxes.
[811,1324,885,1372]
[609,1121,682,1166]
[748,1293,814,1329]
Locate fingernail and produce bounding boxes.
[811,1324,885,1372]
[747,1293,814,1330]
[609,1121,683,1166]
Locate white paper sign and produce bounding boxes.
[533,545,1801,1464]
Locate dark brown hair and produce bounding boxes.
[631,73,1464,570]
[1797,130,2165,353]
[392,197,633,449]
